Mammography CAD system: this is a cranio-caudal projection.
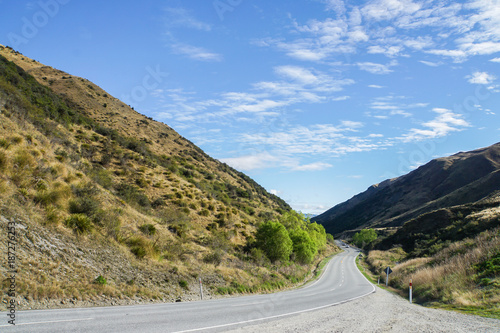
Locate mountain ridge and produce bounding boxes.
[312,142,500,235]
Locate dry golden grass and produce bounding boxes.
[0,45,336,310]
[380,228,500,310]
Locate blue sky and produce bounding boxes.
[2,0,500,214]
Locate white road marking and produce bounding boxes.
[173,289,375,333]
[231,301,267,307]
[174,252,376,333]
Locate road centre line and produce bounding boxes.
[231,301,267,307]
[174,252,376,333]
[173,288,375,333]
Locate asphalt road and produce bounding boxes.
[1,246,375,332]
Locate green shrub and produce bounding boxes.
[68,197,100,216]
[127,236,151,258]
[199,209,210,216]
[255,221,293,263]
[151,197,165,208]
[131,246,147,258]
[475,252,500,278]
[72,182,98,197]
[139,223,157,236]
[179,280,188,289]
[94,275,107,285]
[0,151,8,171]
[0,139,10,149]
[65,214,93,234]
[90,169,113,189]
[203,250,223,266]
[10,136,23,145]
[115,182,150,209]
[135,177,148,188]
[34,189,64,207]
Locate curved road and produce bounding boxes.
[2,246,374,332]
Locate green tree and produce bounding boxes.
[307,222,327,251]
[279,210,307,230]
[289,229,317,264]
[255,221,293,262]
[352,229,377,248]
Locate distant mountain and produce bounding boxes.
[312,142,500,236]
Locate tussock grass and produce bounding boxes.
[367,228,500,318]
[0,48,338,310]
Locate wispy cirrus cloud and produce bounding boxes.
[163,7,221,62]
[171,43,223,62]
[164,7,212,31]
[366,95,429,120]
[357,60,398,74]
[155,65,353,125]
[400,107,470,142]
[419,60,442,67]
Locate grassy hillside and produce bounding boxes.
[0,45,338,309]
[356,194,500,319]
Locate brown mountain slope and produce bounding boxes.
[0,45,334,310]
[312,142,500,235]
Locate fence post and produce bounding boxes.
[199,277,203,300]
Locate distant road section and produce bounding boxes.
[1,246,374,332]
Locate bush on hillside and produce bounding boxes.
[255,221,293,263]
[289,229,317,264]
[65,214,93,234]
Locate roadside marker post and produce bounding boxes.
[199,277,203,300]
[409,279,412,304]
[385,267,392,286]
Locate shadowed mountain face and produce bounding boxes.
[312,143,500,236]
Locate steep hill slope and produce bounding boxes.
[0,45,334,310]
[313,142,500,235]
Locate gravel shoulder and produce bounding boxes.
[225,286,500,333]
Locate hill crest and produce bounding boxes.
[313,142,500,235]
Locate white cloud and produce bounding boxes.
[490,57,500,63]
[361,0,422,21]
[419,60,441,67]
[401,108,470,142]
[368,84,384,88]
[390,110,412,117]
[171,43,223,62]
[269,189,280,195]
[275,66,319,85]
[467,71,496,85]
[291,202,330,214]
[220,152,279,171]
[322,0,346,16]
[357,60,397,74]
[292,162,333,171]
[367,45,404,57]
[164,7,212,31]
[257,0,500,65]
